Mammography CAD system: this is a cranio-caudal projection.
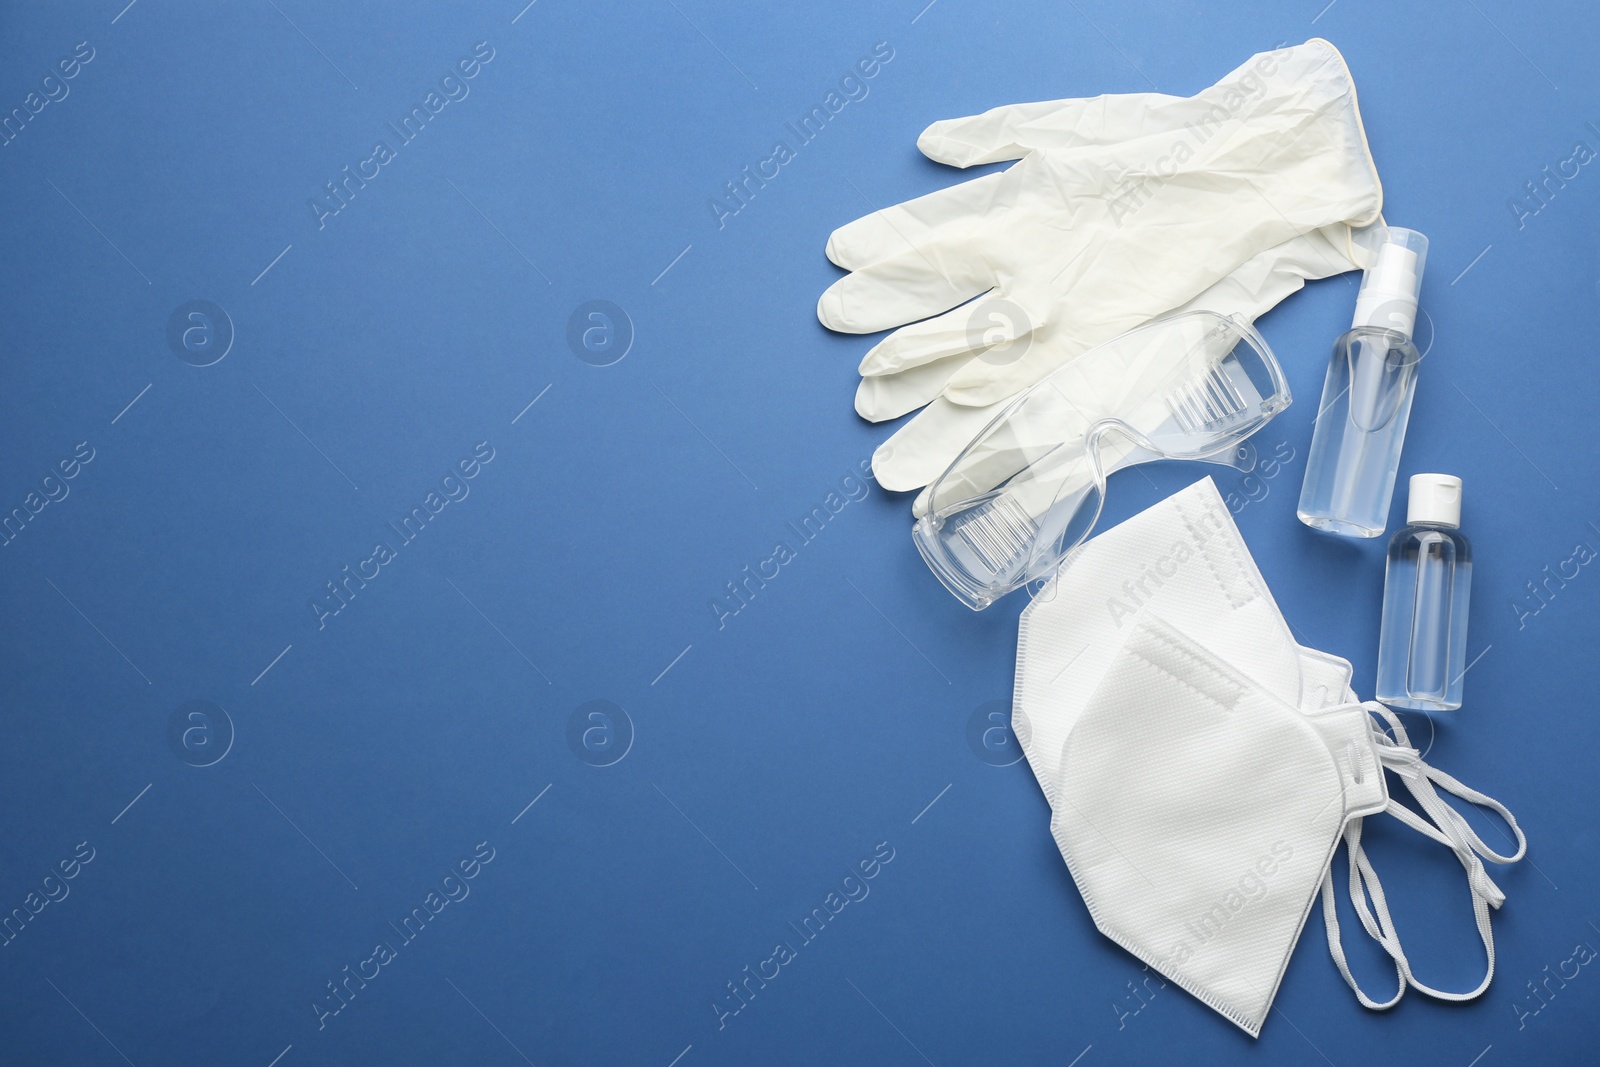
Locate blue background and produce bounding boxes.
[0,1,1595,1064]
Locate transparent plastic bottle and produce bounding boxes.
[1376,474,1472,711]
[1298,227,1429,538]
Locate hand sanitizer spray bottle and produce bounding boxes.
[1297,227,1430,537]
[1376,474,1472,711]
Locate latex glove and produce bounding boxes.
[817,39,1383,496]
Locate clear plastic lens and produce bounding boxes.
[913,311,1289,609]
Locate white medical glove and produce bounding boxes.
[818,39,1383,495]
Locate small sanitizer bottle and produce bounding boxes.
[1298,227,1430,537]
[1376,474,1472,711]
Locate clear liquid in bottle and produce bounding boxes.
[1297,226,1430,539]
[1376,475,1472,711]
[1297,327,1422,537]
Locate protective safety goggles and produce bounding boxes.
[912,311,1290,609]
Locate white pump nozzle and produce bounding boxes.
[1351,227,1429,340]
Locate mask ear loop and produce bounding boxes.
[1322,702,1527,1008]
[1319,825,1405,1010]
[1320,710,1410,1010]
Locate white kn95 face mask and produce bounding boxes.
[1052,617,1385,1035]
[1015,478,1527,1035]
[1012,476,1323,808]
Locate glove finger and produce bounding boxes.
[829,90,1198,272]
[858,292,1040,377]
[856,350,976,422]
[921,39,1364,168]
[871,396,1009,494]
[941,311,1114,408]
[818,236,992,334]
[832,98,1253,271]
[826,172,1004,270]
[917,91,1191,167]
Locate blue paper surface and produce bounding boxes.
[1,2,1596,1064]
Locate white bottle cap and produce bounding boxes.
[1351,226,1429,340]
[1407,473,1462,528]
